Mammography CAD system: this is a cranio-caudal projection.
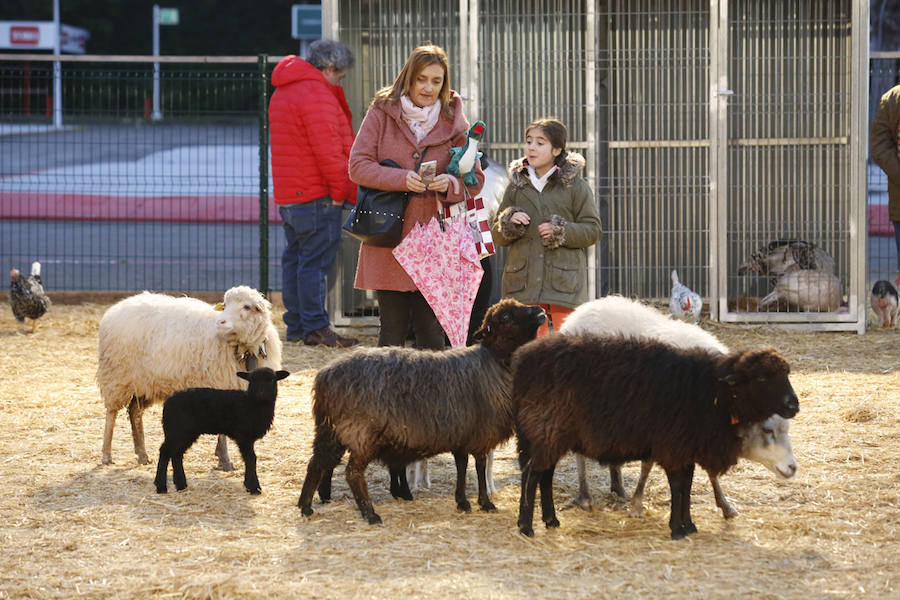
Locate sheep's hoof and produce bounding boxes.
[366,514,382,525]
[175,483,187,491]
[571,496,593,512]
[156,487,167,494]
[299,505,314,517]
[246,487,261,495]
[720,505,738,519]
[216,460,236,472]
[101,456,113,466]
[457,499,472,513]
[685,522,698,535]
[136,455,151,466]
[479,501,497,513]
[671,529,687,540]
[518,524,535,537]
[544,517,560,529]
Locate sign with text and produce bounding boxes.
[0,21,89,53]
[291,4,322,40]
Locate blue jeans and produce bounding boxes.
[279,198,343,340]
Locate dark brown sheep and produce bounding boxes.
[297,299,546,525]
[512,334,799,539]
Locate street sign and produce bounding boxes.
[292,4,321,40]
[159,8,179,25]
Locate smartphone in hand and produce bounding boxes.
[418,160,437,186]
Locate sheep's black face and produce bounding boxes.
[474,299,546,355]
[721,349,799,423]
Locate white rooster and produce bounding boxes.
[669,269,702,323]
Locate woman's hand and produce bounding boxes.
[406,170,427,193]
[510,211,531,226]
[426,173,452,193]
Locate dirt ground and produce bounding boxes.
[0,299,898,599]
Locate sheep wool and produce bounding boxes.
[98,286,282,468]
[298,298,547,525]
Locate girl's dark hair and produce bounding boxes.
[372,44,453,119]
[525,117,568,168]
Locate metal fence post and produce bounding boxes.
[258,54,270,295]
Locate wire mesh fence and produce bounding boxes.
[0,55,280,295]
[0,1,883,330]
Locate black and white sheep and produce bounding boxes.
[560,295,797,519]
[98,286,282,469]
[154,367,289,494]
[512,334,799,539]
[297,298,546,524]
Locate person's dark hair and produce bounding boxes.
[372,44,453,119]
[307,39,355,72]
[526,117,568,169]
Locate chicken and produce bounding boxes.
[738,239,835,283]
[669,269,702,323]
[10,261,51,332]
[758,270,842,312]
[870,280,899,328]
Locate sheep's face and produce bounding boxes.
[474,299,546,356]
[237,367,290,400]
[737,414,797,479]
[719,348,799,423]
[216,287,272,343]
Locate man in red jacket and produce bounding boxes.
[270,40,359,347]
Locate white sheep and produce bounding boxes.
[98,286,282,469]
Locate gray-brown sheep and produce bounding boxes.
[297,298,546,524]
[512,334,799,539]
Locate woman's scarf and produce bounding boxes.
[400,95,441,142]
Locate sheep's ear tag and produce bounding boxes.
[730,415,740,425]
[213,302,225,311]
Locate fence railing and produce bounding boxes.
[1,54,280,295]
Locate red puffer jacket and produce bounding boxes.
[269,55,356,205]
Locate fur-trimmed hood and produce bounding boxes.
[507,152,586,189]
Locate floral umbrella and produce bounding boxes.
[392,216,484,347]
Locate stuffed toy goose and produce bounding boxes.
[447,121,485,187]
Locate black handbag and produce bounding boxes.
[342,159,410,247]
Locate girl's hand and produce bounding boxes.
[406,170,427,193]
[426,173,451,193]
[510,211,531,226]
[537,222,555,239]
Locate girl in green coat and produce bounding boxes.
[491,118,602,336]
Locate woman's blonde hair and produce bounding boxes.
[372,44,453,119]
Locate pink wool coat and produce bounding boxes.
[349,91,485,291]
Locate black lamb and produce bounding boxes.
[154,367,289,495]
[512,334,799,540]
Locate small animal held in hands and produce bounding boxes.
[870,280,899,328]
[669,269,702,323]
[9,261,51,332]
[154,367,289,495]
[447,120,485,187]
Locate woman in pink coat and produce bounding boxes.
[349,44,484,349]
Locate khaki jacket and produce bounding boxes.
[870,84,900,222]
[491,153,602,308]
